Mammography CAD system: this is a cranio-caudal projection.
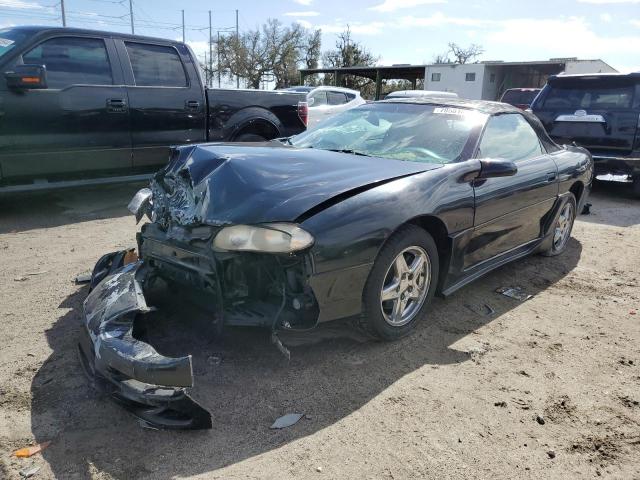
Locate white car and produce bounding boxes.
[286,86,366,128]
[384,90,459,99]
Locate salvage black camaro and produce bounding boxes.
[79,99,593,429]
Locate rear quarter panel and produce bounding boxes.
[206,89,305,140]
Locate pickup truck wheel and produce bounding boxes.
[235,133,268,142]
[541,194,576,257]
[360,225,439,341]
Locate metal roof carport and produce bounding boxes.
[299,65,427,100]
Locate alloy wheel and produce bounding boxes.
[380,246,431,327]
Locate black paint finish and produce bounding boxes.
[0,26,306,190]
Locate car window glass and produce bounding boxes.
[479,114,543,162]
[125,42,187,87]
[291,103,485,164]
[23,37,112,88]
[327,91,348,105]
[310,91,327,106]
[541,84,634,110]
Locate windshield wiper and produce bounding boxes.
[326,148,372,157]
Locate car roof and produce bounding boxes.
[3,25,184,45]
[310,86,361,95]
[549,72,640,81]
[386,90,459,98]
[379,97,521,115]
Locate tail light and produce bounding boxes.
[297,101,308,127]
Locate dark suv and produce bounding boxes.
[531,72,640,196]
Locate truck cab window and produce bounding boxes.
[22,37,112,89]
[125,42,187,87]
[478,114,543,162]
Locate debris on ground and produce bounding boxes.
[465,303,495,316]
[494,401,507,407]
[496,287,532,301]
[19,464,41,478]
[270,413,304,429]
[581,203,592,215]
[547,450,556,459]
[13,441,51,458]
[74,272,92,284]
[536,415,546,425]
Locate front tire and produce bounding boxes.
[541,194,576,257]
[360,225,439,341]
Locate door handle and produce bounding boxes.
[106,98,127,113]
[185,100,200,112]
[546,171,557,182]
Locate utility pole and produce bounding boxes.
[204,52,208,86]
[235,9,239,88]
[181,10,185,43]
[60,0,66,26]
[217,31,221,88]
[129,0,134,34]
[208,11,213,88]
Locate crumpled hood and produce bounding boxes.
[152,142,441,226]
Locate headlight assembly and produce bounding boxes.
[212,223,314,253]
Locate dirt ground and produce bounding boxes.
[0,181,639,480]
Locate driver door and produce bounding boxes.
[465,113,558,267]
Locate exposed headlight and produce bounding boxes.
[212,223,314,253]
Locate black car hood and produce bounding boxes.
[152,142,441,226]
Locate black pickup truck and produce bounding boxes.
[0,26,307,193]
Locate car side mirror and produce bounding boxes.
[4,64,47,90]
[307,97,315,106]
[477,158,518,179]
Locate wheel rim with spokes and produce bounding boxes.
[380,246,431,327]
[552,202,574,251]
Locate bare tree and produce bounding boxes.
[217,19,321,89]
[322,26,379,97]
[432,52,452,64]
[447,42,484,64]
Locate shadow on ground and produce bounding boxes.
[579,180,640,228]
[30,239,582,479]
[0,183,146,234]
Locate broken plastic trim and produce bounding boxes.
[127,187,153,223]
[79,258,212,430]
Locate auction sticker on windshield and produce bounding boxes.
[0,38,14,47]
[433,107,470,116]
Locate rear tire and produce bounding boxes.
[541,194,576,257]
[360,225,439,341]
[235,133,268,142]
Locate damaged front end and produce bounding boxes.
[79,145,332,430]
[78,257,212,430]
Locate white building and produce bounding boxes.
[423,58,617,100]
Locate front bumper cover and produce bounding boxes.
[78,259,212,430]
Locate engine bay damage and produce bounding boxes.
[79,222,319,429]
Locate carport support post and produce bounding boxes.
[333,70,339,86]
[375,69,382,100]
[299,71,305,86]
[411,78,417,90]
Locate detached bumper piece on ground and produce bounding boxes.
[77,253,212,430]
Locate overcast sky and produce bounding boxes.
[2,0,639,73]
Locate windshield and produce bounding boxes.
[290,103,485,164]
[0,28,31,60]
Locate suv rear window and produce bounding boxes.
[540,80,635,110]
